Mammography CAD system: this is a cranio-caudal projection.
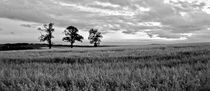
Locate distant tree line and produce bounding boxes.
[38,23,103,49]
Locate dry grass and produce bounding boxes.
[0,43,209,91]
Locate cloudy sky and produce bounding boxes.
[0,0,210,45]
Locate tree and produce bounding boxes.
[63,26,84,48]
[88,28,103,47]
[38,23,54,49]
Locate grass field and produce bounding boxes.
[0,43,209,91]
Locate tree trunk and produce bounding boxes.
[71,42,73,48]
[94,42,97,47]
[48,34,52,49]
[49,40,52,49]
[48,24,52,49]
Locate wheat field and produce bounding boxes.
[0,43,209,91]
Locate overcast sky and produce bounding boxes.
[0,0,210,45]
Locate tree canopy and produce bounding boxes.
[38,23,54,49]
[88,28,103,47]
[63,26,84,48]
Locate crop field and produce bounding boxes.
[0,43,209,91]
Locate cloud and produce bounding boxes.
[0,0,210,43]
[122,30,136,34]
[90,24,121,34]
[20,24,33,28]
[121,0,210,39]
[58,2,136,16]
[160,11,210,33]
[20,24,41,28]
[93,1,120,8]
[0,0,55,24]
[145,29,191,39]
[0,28,2,31]
[10,32,15,35]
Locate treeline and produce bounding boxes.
[0,43,45,51]
[0,43,116,51]
[38,23,103,49]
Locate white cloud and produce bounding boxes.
[58,2,135,16]
[134,4,150,12]
[202,5,210,14]
[137,22,162,27]
[93,1,120,8]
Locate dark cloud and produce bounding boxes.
[147,33,154,38]
[122,30,136,34]
[110,28,120,31]
[20,24,42,29]
[20,24,33,28]
[10,32,15,35]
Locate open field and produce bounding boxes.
[0,43,209,91]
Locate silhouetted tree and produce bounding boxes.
[88,28,103,47]
[38,23,54,49]
[63,26,84,48]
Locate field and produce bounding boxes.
[0,43,209,91]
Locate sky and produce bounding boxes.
[0,0,210,45]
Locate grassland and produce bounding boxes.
[0,43,209,91]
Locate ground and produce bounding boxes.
[0,43,209,91]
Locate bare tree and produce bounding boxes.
[38,23,54,49]
[63,26,84,48]
[88,28,103,47]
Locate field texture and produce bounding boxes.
[0,43,209,91]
